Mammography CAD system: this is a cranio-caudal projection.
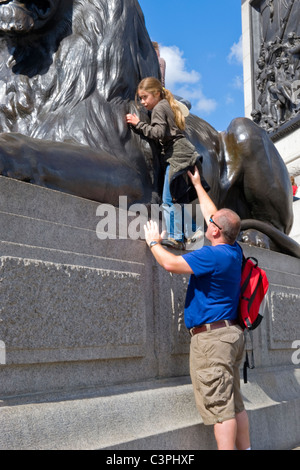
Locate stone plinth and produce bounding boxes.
[0,176,299,450]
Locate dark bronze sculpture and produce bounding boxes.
[0,0,299,258]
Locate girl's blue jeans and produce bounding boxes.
[162,165,195,241]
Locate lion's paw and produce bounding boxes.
[240,229,270,249]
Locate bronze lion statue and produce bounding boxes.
[0,0,299,257]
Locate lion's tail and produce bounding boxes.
[240,219,300,259]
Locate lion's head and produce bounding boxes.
[0,0,160,152]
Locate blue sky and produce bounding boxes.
[138,0,244,131]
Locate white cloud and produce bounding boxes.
[160,45,217,115]
[160,45,200,87]
[226,94,234,105]
[232,75,244,90]
[176,85,217,114]
[227,36,243,65]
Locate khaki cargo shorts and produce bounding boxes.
[189,323,245,425]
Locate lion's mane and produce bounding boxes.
[0,0,160,160]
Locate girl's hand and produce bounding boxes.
[126,113,140,126]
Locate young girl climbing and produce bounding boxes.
[126,77,208,250]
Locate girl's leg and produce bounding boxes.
[162,166,184,242]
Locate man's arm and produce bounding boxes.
[187,167,217,226]
[144,167,218,274]
[144,221,193,275]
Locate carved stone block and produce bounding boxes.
[269,286,300,349]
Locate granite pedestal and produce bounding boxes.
[0,177,299,450]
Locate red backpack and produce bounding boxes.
[238,255,269,383]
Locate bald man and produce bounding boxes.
[144,167,251,450]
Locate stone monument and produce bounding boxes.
[0,0,299,450]
[242,0,300,176]
[242,0,300,266]
[0,0,298,257]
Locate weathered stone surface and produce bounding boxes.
[0,257,146,363]
[0,177,299,450]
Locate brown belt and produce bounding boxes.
[190,319,238,336]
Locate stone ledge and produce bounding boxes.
[0,175,299,450]
[0,366,299,450]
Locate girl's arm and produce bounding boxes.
[126,104,167,141]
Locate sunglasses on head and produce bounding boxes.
[209,215,222,231]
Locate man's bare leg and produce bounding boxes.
[214,411,250,450]
[214,419,237,450]
[235,410,251,450]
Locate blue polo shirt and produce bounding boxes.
[183,243,242,329]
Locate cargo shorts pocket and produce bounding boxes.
[219,332,240,344]
[219,331,244,364]
[196,366,232,410]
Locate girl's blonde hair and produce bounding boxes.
[136,77,185,130]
